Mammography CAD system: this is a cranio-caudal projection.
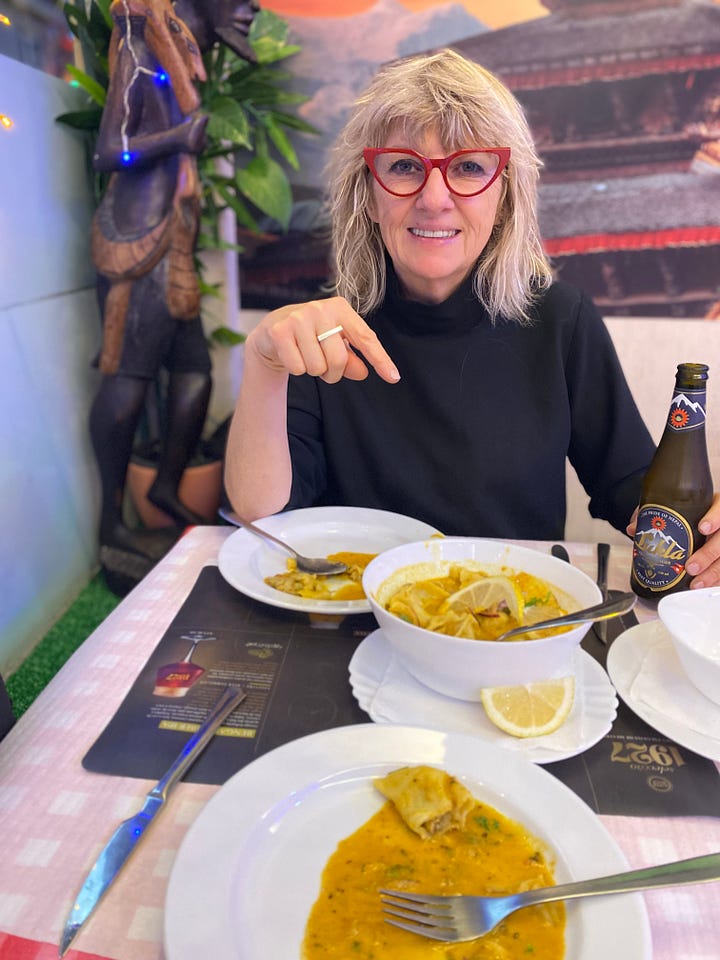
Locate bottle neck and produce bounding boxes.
[663,380,707,434]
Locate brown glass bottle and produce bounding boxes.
[631,363,713,599]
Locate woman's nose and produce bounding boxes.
[416,168,454,210]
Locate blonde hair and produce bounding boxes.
[326,48,553,323]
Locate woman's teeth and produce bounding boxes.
[410,228,458,238]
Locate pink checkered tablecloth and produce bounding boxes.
[0,527,718,959]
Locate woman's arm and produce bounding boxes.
[224,298,400,520]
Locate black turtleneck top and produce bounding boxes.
[284,271,655,540]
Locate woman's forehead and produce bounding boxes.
[380,123,492,153]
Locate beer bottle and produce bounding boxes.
[631,363,713,599]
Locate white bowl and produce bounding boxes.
[658,587,720,706]
[362,538,602,700]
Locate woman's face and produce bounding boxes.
[368,129,505,304]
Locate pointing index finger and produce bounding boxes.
[342,323,400,384]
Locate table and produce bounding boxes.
[0,527,718,960]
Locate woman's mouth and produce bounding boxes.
[409,228,459,239]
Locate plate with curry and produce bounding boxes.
[217,506,441,614]
[164,724,650,960]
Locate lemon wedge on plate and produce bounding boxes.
[445,575,524,621]
[480,676,576,738]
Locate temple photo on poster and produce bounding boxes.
[241,0,720,320]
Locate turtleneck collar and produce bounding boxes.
[380,258,489,336]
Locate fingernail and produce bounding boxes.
[386,364,401,382]
[691,579,705,590]
[686,561,700,575]
[699,521,712,534]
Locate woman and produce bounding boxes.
[225,49,720,587]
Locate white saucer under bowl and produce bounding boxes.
[607,620,720,762]
[349,628,618,764]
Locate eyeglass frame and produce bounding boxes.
[363,146,511,198]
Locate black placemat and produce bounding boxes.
[545,617,720,816]
[83,565,374,784]
[84,565,720,816]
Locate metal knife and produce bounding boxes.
[595,542,610,643]
[59,685,246,957]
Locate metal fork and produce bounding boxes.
[380,851,720,942]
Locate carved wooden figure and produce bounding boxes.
[89,0,258,594]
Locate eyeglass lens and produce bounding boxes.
[372,151,502,196]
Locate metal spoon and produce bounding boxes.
[218,507,348,576]
[497,591,637,642]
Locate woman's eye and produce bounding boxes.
[455,160,485,177]
[390,159,420,175]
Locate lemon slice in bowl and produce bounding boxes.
[445,575,524,622]
[480,676,576,738]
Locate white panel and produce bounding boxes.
[0,54,96,309]
[0,290,101,676]
[565,317,720,544]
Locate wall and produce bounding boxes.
[566,317,720,545]
[0,54,101,675]
[0,56,246,677]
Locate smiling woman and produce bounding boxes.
[223,48,662,576]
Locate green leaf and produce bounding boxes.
[55,107,104,132]
[214,185,260,232]
[66,65,107,106]
[206,98,252,148]
[263,116,299,170]
[235,155,293,229]
[210,326,246,347]
[272,112,321,136]
[249,10,300,64]
[63,2,89,41]
[198,278,222,297]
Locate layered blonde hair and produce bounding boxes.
[326,48,553,323]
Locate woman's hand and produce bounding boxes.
[245,297,400,385]
[627,494,720,588]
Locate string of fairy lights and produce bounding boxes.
[1,13,14,130]
[117,0,170,165]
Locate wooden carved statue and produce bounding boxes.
[89,0,258,594]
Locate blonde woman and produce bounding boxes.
[225,49,720,586]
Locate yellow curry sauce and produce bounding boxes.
[383,565,569,641]
[302,798,565,960]
[264,552,376,601]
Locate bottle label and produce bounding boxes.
[667,388,706,432]
[632,504,693,592]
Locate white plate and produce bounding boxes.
[350,629,618,764]
[218,506,441,613]
[607,620,720,761]
[164,725,649,960]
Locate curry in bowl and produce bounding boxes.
[381,562,574,641]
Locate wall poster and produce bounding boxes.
[242,0,720,321]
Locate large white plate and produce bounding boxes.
[350,629,618,764]
[218,506,440,613]
[607,620,720,762]
[164,724,650,960]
